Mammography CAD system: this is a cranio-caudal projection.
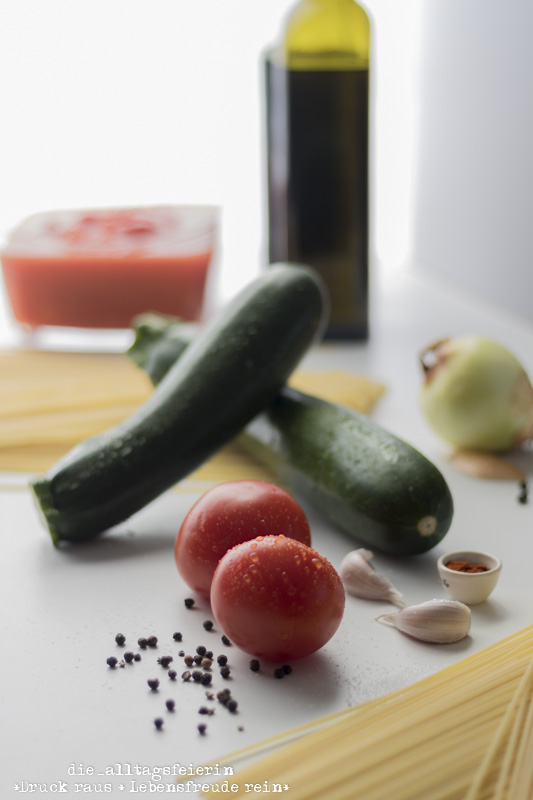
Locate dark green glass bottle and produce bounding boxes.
[265,0,370,339]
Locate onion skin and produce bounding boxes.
[420,337,533,452]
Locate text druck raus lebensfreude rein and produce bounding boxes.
[12,764,290,792]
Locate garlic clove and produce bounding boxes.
[420,336,533,452]
[339,548,404,606]
[376,599,471,644]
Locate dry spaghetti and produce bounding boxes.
[203,625,533,800]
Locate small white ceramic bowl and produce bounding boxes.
[437,550,502,605]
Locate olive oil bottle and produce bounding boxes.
[265,0,370,339]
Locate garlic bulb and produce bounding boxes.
[339,549,403,605]
[420,337,533,452]
[376,599,471,644]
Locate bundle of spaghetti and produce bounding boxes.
[0,348,384,474]
[205,624,533,800]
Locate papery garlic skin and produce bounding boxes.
[340,549,404,605]
[420,337,533,452]
[377,599,471,644]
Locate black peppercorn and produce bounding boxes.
[198,723,207,735]
[192,670,203,682]
[124,651,134,664]
[184,655,194,667]
[216,689,231,705]
[249,659,260,672]
[165,699,175,712]
[217,654,228,667]
[137,637,148,649]
[168,670,177,680]
[184,598,195,609]
[134,653,141,662]
[221,635,231,646]
[226,699,238,713]
[196,645,207,657]
[147,635,158,648]
[201,672,212,686]
[115,633,126,646]
[158,656,173,668]
[220,666,231,679]
[283,664,293,675]
[154,718,164,730]
[147,678,160,691]
[273,667,285,679]
[173,632,183,642]
[106,656,118,668]
[203,620,214,631]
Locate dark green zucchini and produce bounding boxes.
[31,264,328,545]
[129,315,454,556]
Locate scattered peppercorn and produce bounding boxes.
[194,655,203,665]
[115,633,126,646]
[184,598,195,609]
[182,671,191,682]
[192,670,203,683]
[158,656,173,668]
[205,650,213,660]
[147,678,160,691]
[198,724,207,735]
[198,706,210,715]
[168,670,177,681]
[165,699,175,712]
[518,482,529,504]
[138,637,148,649]
[184,655,194,667]
[201,673,212,686]
[154,718,164,730]
[274,667,285,679]
[106,656,118,668]
[201,658,212,670]
[217,654,228,667]
[124,651,134,664]
[134,653,142,662]
[205,691,215,701]
[216,689,231,705]
[147,635,158,648]
[203,620,214,631]
[283,664,293,675]
[221,635,231,646]
[196,645,207,657]
[220,666,231,680]
[178,650,185,657]
[249,659,260,672]
[173,632,183,642]
[226,699,238,713]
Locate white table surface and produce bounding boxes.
[1,265,532,798]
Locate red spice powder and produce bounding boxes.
[445,560,490,574]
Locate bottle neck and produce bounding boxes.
[276,0,370,71]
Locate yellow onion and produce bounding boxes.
[420,337,533,452]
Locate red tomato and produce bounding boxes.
[210,535,345,661]
[174,480,311,598]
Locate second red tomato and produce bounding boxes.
[174,480,311,597]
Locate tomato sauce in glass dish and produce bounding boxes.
[0,205,218,329]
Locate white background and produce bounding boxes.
[0,0,422,313]
[1,0,532,327]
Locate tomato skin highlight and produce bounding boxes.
[210,535,345,661]
[174,480,311,598]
